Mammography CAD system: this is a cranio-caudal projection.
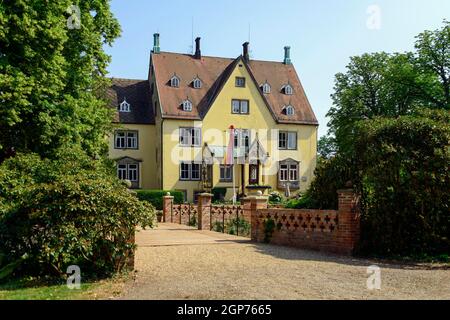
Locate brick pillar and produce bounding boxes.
[337,189,360,255]
[242,193,268,240]
[162,193,174,223]
[197,193,213,230]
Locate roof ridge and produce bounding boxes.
[110,77,148,82]
[156,51,286,64]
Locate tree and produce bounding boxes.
[0,0,121,161]
[317,135,336,159]
[414,20,450,109]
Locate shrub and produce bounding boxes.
[285,192,317,209]
[212,188,227,202]
[226,217,251,237]
[135,190,184,210]
[268,191,283,204]
[0,150,155,278]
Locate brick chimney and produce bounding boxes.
[153,33,160,54]
[243,42,250,62]
[194,37,201,59]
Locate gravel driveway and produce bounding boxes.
[119,223,450,300]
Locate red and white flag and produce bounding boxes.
[224,125,235,165]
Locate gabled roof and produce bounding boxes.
[151,51,318,125]
[106,78,155,124]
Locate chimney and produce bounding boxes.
[153,33,160,54]
[194,37,201,59]
[243,42,250,62]
[283,46,291,65]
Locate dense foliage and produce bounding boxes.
[0,151,155,278]
[0,0,120,160]
[135,190,184,210]
[309,22,450,257]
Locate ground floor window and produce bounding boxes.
[180,162,201,181]
[220,165,233,182]
[278,159,300,190]
[117,161,140,188]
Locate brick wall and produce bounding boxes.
[251,189,360,255]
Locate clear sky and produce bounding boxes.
[106,0,450,137]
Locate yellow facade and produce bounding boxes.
[158,58,318,201]
[108,124,158,190]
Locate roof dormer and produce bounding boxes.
[283,105,295,116]
[192,77,202,89]
[261,81,271,94]
[170,74,180,88]
[282,83,293,95]
[181,99,192,112]
[119,98,130,112]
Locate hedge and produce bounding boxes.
[136,190,184,210]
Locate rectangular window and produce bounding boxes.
[117,164,127,180]
[279,164,288,181]
[232,129,250,155]
[114,131,138,149]
[289,164,298,181]
[179,127,201,147]
[179,162,201,181]
[220,165,233,182]
[128,164,138,182]
[235,77,246,87]
[278,131,297,150]
[231,99,250,114]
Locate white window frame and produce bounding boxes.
[289,163,298,181]
[119,99,130,112]
[279,164,289,182]
[117,164,127,180]
[220,165,233,182]
[117,163,139,182]
[193,78,202,89]
[179,162,201,181]
[170,75,180,87]
[279,162,299,183]
[284,84,293,95]
[182,99,193,112]
[285,105,295,116]
[231,99,249,114]
[278,131,297,150]
[179,127,201,147]
[235,77,246,87]
[262,82,271,94]
[115,131,138,149]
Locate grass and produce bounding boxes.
[0,274,130,300]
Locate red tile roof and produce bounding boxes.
[151,52,318,125]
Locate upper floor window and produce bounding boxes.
[284,105,295,116]
[262,82,271,94]
[278,131,297,150]
[235,77,246,88]
[231,99,249,114]
[233,129,250,154]
[283,84,293,95]
[192,77,202,89]
[182,99,193,112]
[115,130,138,149]
[170,75,180,87]
[179,127,201,147]
[180,162,201,181]
[119,99,130,112]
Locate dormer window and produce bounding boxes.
[283,84,293,95]
[192,77,202,89]
[119,99,130,112]
[170,75,180,87]
[182,99,193,112]
[284,105,295,116]
[262,82,271,94]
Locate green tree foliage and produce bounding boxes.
[135,190,184,210]
[317,135,337,159]
[0,149,155,277]
[0,0,121,160]
[354,110,450,256]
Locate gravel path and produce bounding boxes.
[119,223,450,300]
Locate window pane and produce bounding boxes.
[127,132,137,149]
[289,164,298,181]
[232,100,240,113]
[192,128,201,146]
[128,164,138,182]
[287,132,297,149]
[191,163,201,180]
[240,100,248,113]
[279,164,288,181]
[279,132,287,149]
[180,162,190,180]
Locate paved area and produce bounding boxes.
[119,223,450,300]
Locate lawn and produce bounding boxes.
[0,275,129,300]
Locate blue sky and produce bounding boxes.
[106,0,450,137]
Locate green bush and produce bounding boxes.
[135,190,184,210]
[0,150,155,278]
[285,192,317,209]
[268,191,283,204]
[212,188,227,202]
